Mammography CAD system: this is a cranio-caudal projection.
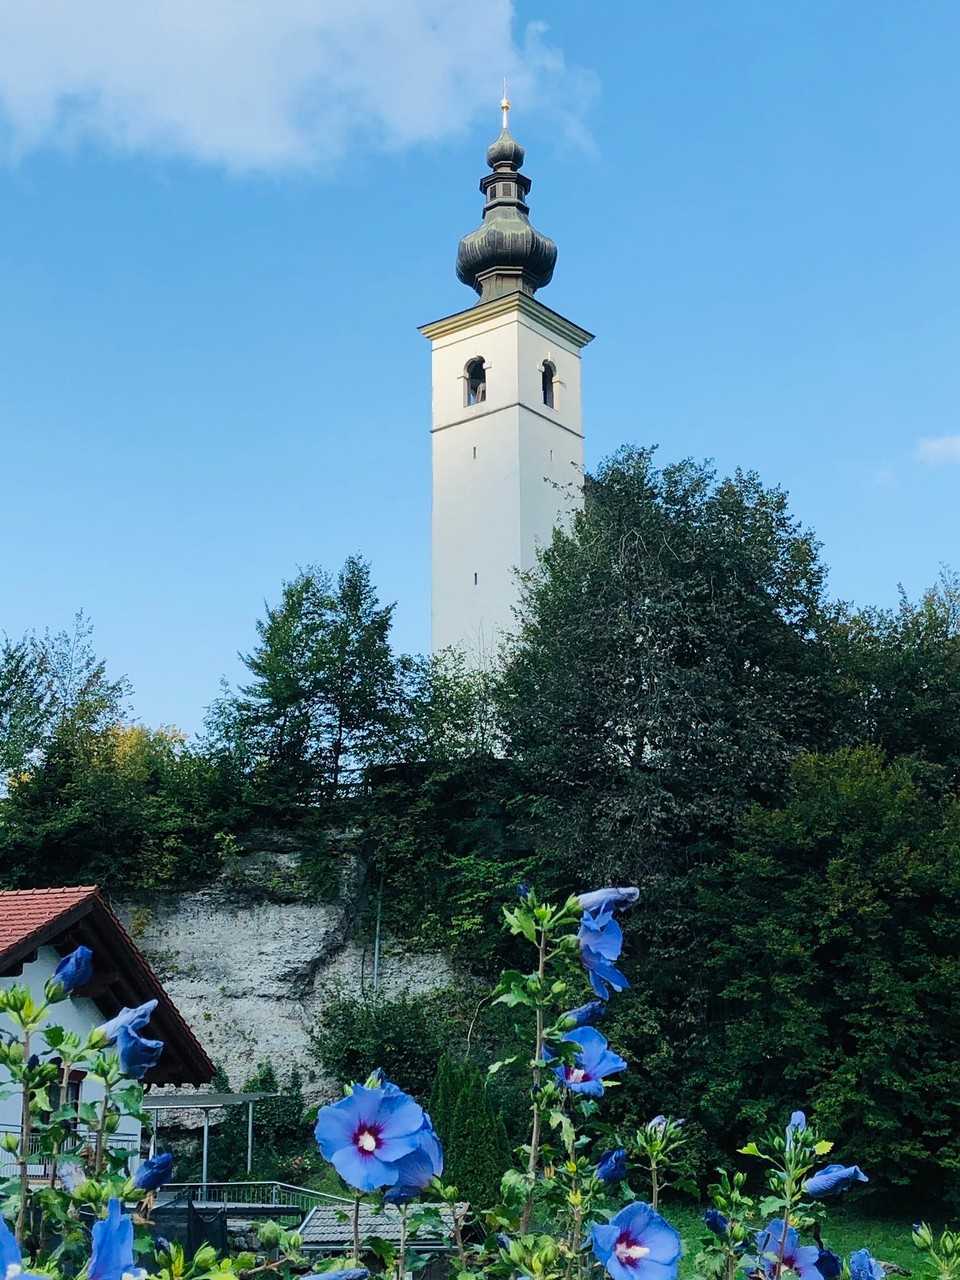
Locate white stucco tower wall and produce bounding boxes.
[421,292,593,659]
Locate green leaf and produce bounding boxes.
[759,1196,787,1218]
[548,1108,575,1150]
[487,1056,518,1075]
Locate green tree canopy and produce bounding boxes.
[207,556,400,817]
[695,746,960,1206]
[500,445,843,884]
[0,724,228,889]
[831,568,960,775]
[0,612,130,776]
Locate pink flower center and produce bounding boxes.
[616,1235,651,1265]
[354,1125,382,1155]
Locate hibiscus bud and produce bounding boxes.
[942,1232,956,1259]
[913,1224,933,1251]
[1,1133,19,1154]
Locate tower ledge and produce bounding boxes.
[419,289,594,349]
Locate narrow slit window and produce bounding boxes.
[541,360,556,409]
[465,358,486,406]
[473,572,478,586]
[473,446,477,459]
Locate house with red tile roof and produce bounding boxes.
[0,886,215,1178]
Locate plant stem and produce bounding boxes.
[48,1056,74,1189]
[565,1202,584,1280]
[15,1030,31,1246]
[397,1205,409,1280]
[93,1092,111,1177]
[650,1156,659,1213]
[774,1194,792,1279]
[452,1204,469,1271]
[520,921,549,1234]
[352,1193,361,1263]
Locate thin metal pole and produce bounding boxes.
[201,1109,209,1201]
[247,1102,254,1175]
[372,873,384,997]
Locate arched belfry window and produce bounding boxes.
[465,358,486,406]
[541,360,557,409]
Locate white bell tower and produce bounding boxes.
[420,98,593,661]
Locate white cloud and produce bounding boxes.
[915,435,960,465]
[0,1,596,172]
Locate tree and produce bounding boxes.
[207,557,400,817]
[429,1054,511,1208]
[0,724,228,889]
[831,568,960,776]
[0,636,48,776]
[694,747,960,1207]
[0,613,129,777]
[209,1062,309,1182]
[497,447,847,1097]
[499,446,843,882]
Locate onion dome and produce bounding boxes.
[456,96,557,303]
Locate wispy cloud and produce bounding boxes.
[0,2,597,172]
[915,435,960,465]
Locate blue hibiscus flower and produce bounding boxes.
[591,1201,681,1280]
[314,1080,428,1192]
[703,1209,728,1236]
[90,1198,146,1280]
[597,1148,628,1185]
[383,1112,444,1205]
[578,888,640,922]
[134,1152,174,1192]
[565,1000,607,1029]
[850,1252,885,1280]
[755,1220,821,1280]
[579,912,630,1000]
[548,1027,626,1097]
[46,946,94,997]
[116,1024,164,1080]
[804,1165,868,1198]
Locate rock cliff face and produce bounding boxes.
[115,858,454,1102]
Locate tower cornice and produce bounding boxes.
[419,290,594,349]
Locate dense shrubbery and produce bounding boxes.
[4,448,960,1202]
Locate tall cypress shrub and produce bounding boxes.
[431,1057,510,1208]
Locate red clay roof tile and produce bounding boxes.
[0,886,99,956]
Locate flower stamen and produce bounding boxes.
[616,1242,651,1262]
[356,1129,378,1153]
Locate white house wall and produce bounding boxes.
[0,946,142,1173]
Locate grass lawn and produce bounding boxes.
[662,1203,919,1279]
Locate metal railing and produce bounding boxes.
[0,1124,139,1179]
[162,1181,351,1215]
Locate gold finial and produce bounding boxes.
[501,78,510,131]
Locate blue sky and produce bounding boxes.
[1,1,958,735]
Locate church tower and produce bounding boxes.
[420,97,593,660]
